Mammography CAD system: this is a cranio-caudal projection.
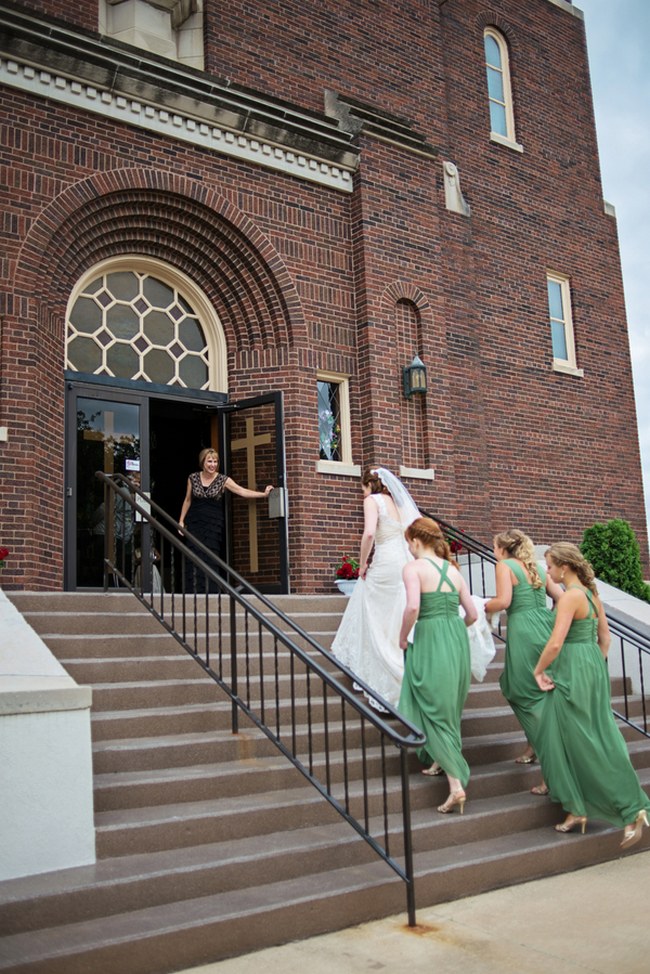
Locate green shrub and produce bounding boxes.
[581,519,650,602]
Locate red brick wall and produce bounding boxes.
[0,84,359,590]
[12,0,97,31]
[203,0,447,133]
[1,0,646,592]
[437,0,646,550]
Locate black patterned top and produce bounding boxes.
[189,471,228,499]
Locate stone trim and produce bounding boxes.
[0,56,354,192]
[399,466,435,481]
[0,6,358,192]
[325,90,438,159]
[545,0,583,19]
[105,0,198,30]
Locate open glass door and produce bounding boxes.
[65,380,288,592]
[218,391,289,593]
[66,385,146,588]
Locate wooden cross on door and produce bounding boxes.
[231,416,271,572]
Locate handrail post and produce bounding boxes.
[230,588,239,734]
[106,481,116,589]
[102,479,109,591]
[400,747,417,927]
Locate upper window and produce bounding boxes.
[546,272,583,376]
[484,28,521,151]
[317,372,359,475]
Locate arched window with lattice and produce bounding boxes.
[66,257,227,391]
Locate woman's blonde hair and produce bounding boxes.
[198,448,219,470]
[405,516,459,569]
[494,529,543,589]
[546,542,597,593]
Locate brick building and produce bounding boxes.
[0,0,646,592]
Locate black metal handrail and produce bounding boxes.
[428,511,650,738]
[96,472,426,925]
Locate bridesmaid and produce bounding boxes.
[534,543,650,847]
[398,517,477,814]
[483,530,563,785]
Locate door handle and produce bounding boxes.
[268,487,287,518]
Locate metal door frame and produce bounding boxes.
[216,391,289,593]
[64,375,287,590]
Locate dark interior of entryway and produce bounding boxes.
[149,396,226,590]
[149,397,217,530]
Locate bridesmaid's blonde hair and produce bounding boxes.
[405,517,460,569]
[494,529,543,589]
[546,542,598,594]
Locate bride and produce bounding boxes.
[331,466,419,712]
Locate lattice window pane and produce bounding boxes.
[67,270,210,389]
[318,380,342,462]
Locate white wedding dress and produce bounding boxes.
[331,494,412,709]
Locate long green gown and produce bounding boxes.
[536,585,650,825]
[398,559,471,787]
[499,559,555,753]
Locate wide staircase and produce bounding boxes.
[1,590,649,974]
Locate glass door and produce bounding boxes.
[66,386,144,588]
[65,381,288,592]
[218,391,289,593]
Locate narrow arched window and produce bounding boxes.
[484,28,519,149]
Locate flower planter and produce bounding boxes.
[335,579,357,596]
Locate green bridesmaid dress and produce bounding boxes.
[398,559,471,786]
[536,585,650,825]
[499,559,555,753]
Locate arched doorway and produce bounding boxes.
[64,258,288,592]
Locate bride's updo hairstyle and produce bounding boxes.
[405,516,459,569]
[494,529,542,589]
[546,542,598,594]
[362,466,390,494]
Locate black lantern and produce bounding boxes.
[403,354,427,399]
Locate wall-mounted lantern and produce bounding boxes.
[403,354,427,399]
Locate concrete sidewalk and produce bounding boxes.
[180,850,650,974]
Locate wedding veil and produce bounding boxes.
[373,467,420,528]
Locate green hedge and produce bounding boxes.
[581,519,650,602]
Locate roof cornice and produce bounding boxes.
[0,2,359,191]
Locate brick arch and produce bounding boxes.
[475,11,519,53]
[379,281,432,321]
[15,168,306,352]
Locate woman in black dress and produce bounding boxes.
[179,448,273,592]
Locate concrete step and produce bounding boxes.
[46,629,339,658]
[91,701,232,740]
[0,815,644,974]
[0,788,595,938]
[89,678,224,710]
[4,588,650,974]
[91,752,650,861]
[8,592,349,614]
[0,859,405,974]
[59,645,342,682]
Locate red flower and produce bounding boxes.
[0,545,9,565]
[335,554,360,579]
